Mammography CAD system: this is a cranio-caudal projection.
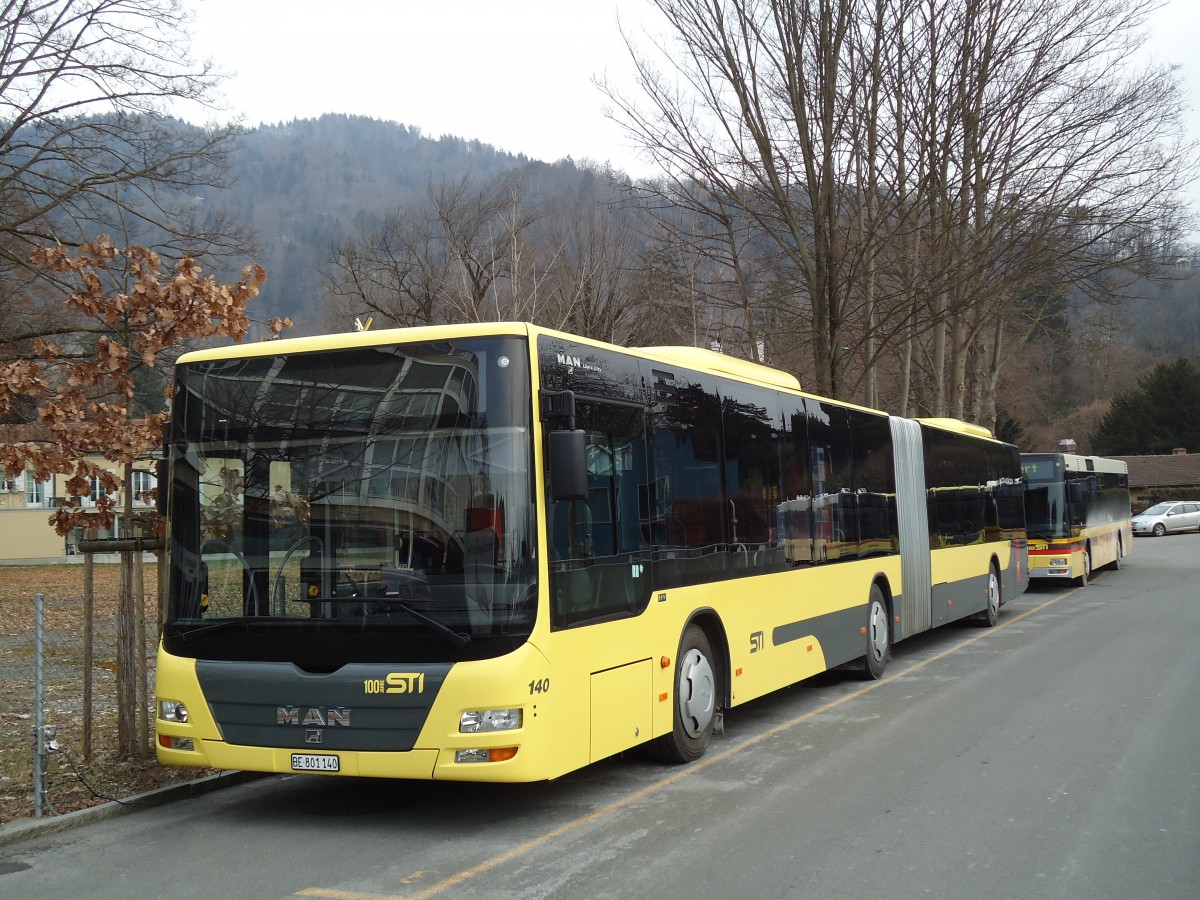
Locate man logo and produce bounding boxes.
[277,707,351,727]
[555,352,601,374]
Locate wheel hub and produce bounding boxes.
[678,649,715,738]
[868,601,889,660]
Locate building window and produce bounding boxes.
[89,476,109,503]
[130,469,154,504]
[25,471,44,506]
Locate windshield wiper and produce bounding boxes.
[384,599,472,648]
[172,618,248,642]
[318,597,471,647]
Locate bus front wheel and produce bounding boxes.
[652,624,718,764]
[1073,546,1091,587]
[862,585,890,680]
[1107,536,1124,571]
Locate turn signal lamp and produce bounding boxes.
[455,747,519,764]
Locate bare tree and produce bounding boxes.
[323,167,657,343]
[323,174,544,327]
[323,210,447,329]
[606,0,891,397]
[0,1,242,271]
[607,0,1194,421]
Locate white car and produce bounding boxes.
[1131,501,1200,536]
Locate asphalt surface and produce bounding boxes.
[2,533,1197,899]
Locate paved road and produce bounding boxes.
[2,534,1198,899]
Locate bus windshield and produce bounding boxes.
[162,336,537,667]
[1024,477,1068,539]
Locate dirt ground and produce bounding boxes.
[0,563,215,826]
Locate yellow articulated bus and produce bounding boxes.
[155,323,1028,782]
[1021,452,1131,586]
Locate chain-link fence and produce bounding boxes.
[0,556,189,826]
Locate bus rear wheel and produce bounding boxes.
[651,624,718,764]
[978,566,1001,627]
[862,584,890,680]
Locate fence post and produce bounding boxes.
[157,546,167,637]
[134,542,149,757]
[33,591,45,819]
[117,549,135,757]
[83,550,94,761]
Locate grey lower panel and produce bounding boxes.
[197,660,451,752]
[772,604,866,670]
[930,572,989,626]
[1003,541,1029,601]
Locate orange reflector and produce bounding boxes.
[659,692,669,702]
[948,599,953,606]
[860,626,867,634]
[735,667,743,676]
[807,644,813,652]
[489,747,518,762]
[660,656,671,668]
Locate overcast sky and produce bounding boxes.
[182,0,655,174]
[181,0,1200,208]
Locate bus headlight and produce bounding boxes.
[1050,557,1067,567]
[460,708,522,733]
[160,700,189,723]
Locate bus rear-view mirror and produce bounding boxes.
[549,429,587,501]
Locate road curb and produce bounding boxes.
[0,770,266,849]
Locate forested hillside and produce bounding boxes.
[210,115,541,330]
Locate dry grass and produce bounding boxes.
[0,563,214,826]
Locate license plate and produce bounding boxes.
[291,753,340,772]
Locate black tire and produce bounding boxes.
[862,584,890,680]
[1072,545,1091,587]
[978,566,1001,627]
[651,623,718,764]
[1153,522,1166,537]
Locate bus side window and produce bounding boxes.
[549,401,650,629]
